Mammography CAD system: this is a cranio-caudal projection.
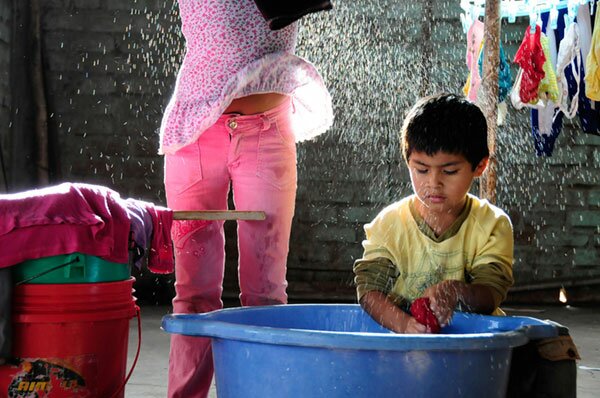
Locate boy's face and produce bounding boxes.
[407,151,488,218]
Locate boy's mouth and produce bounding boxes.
[427,195,446,203]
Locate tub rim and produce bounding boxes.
[161,304,558,351]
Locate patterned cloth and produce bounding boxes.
[159,0,333,154]
[514,25,547,104]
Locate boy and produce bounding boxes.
[353,93,514,333]
[353,93,578,397]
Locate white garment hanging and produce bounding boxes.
[555,21,581,119]
[578,4,593,65]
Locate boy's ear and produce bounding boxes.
[474,157,489,177]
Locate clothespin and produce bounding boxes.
[506,0,519,23]
[529,0,541,33]
[460,13,469,34]
[474,0,486,20]
[549,0,560,30]
[459,0,473,34]
[565,0,579,25]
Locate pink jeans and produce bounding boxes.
[164,98,297,398]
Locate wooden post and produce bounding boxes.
[31,0,49,185]
[420,1,433,96]
[478,0,501,203]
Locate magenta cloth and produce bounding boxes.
[0,183,175,274]
[140,202,175,274]
[410,297,441,333]
[0,183,132,268]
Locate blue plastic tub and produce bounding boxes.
[162,304,557,398]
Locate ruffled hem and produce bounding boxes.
[159,52,333,154]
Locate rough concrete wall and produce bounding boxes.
[16,0,600,303]
[41,0,175,203]
[0,0,10,192]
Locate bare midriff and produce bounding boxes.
[224,93,288,115]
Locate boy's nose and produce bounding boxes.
[428,171,442,186]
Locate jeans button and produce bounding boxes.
[228,119,238,129]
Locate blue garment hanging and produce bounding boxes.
[530,8,566,156]
[478,43,513,102]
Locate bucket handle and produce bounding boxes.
[15,256,81,285]
[110,305,142,398]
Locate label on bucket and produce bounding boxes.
[0,356,97,397]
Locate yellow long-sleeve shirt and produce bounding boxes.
[354,194,514,314]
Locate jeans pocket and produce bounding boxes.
[256,121,297,190]
[164,141,203,195]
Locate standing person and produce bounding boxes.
[160,1,333,397]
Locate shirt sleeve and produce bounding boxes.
[469,214,515,308]
[353,257,399,303]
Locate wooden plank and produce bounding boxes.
[173,210,266,221]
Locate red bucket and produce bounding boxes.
[0,278,138,398]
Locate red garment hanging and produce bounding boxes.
[514,25,546,103]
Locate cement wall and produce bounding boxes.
[0,0,10,191]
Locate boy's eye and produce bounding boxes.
[443,170,458,175]
[416,168,428,174]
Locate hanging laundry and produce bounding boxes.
[529,9,565,156]
[487,43,514,125]
[510,68,527,109]
[477,42,513,102]
[584,2,600,100]
[510,31,559,109]
[514,25,547,104]
[499,45,515,102]
[529,6,587,156]
[537,33,560,103]
[580,3,593,70]
[463,19,485,101]
[580,2,600,136]
[463,19,512,124]
[555,19,581,118]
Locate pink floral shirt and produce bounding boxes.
[159,0,333,154]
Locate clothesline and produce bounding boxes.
[462,0,600,160]
[461,0,594,32]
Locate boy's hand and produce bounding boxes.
[403,316,431,334]
[359,290,431,334]
[422,280,461,327]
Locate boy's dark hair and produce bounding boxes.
[400,93,489,170]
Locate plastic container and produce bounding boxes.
[162,304,558,398]
[0,278,138,398]
[12,252,130,284]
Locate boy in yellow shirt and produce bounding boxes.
[353,93,578,397]
[354,92,514,333]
